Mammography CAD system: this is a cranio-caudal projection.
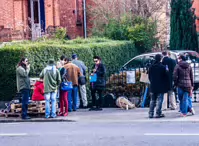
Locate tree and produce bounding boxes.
[170,0,198,51]
[87,0,167,52]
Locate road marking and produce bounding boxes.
[0,133,27,137]
[144,133,199,136]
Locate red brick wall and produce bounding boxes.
[59,0,84,39]
[193,0,199,32]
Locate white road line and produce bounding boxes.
[144,133,199,136]
[0,133,28,137]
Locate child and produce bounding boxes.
[32,79,44,101]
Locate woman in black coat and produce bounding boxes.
[89,56,106,111]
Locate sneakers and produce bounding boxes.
[180,113,187,117]
[155,114,165,118]
[191,108,195,115]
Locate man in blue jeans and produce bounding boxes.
[148,54,169,118]
[63,58,82,112]
[40,59,61,118]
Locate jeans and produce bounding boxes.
[60,90,68,113]
[20,89,30,118]
[68,86,78,111]
[149,93,164,116]
[178,88,189,114]
[45,92,57,118]
[91,89,103,108]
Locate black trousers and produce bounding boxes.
[91,88,103,108]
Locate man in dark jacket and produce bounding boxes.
[148,54,169,118]
[162,51,177,110]
[173,54,194,116]
[89,56,106,111]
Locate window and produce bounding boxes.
[124,56,144,70]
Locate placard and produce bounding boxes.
[126,70,136,84]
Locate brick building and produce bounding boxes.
[0,0,87,41]
[0,0,198,42]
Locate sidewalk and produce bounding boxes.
[1,103,199,123]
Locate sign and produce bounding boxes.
[126,70,136,84]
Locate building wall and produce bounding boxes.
[59,0,84,39]
[193,0,199,32]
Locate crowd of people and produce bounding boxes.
[148,51,195,118]
[16,51,195,120]
[16,55,106,119]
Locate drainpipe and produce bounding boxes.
[83,0,87,38]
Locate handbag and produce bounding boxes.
[78,76,86,85]
[140,72,150,83]
[61,80,73,91]
[89,73,97,83]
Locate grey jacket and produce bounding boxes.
[16,66,30,92]
[72,59,87,75]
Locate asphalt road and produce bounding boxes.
[1,121,199,146]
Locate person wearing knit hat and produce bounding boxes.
[40,59,61,118]
[72,54,88,108]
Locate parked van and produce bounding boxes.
[121,50,199,90]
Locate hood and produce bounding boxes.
[34,81,43,87]
[44,65,56,75]
[178,61,190,69]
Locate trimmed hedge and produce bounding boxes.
[0,38,137,101]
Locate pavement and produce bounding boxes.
[1,104,199,146]
[1,103,199,123]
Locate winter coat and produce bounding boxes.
[91,63,106,90]
[40,65,61,93]
[149,62,169,94]
[63,62,82,86]
[32,81,44,101]
[173,61,193,92]
[162,56,176,90]
[72,60,87,76]
[16,66,31,92]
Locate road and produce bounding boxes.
[1,104,199,146]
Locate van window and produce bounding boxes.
[124,56,144,69]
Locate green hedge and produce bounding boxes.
[0,38,137,101]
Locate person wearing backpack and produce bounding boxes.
[40,59,61,118]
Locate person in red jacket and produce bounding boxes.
[32,79,45,101]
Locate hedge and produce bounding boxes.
[0,38,137,101]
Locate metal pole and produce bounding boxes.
[83,0,87,38]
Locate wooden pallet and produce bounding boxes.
[0,112,21,118]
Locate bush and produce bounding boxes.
[55,27,67,40]
[0,38,137,101]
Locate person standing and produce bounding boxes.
[173,54,194,116]
[58,64,69,117]
[57,55,66,70]
[148,54,169,118]
[63,58,82,112]
[89,56,106,111]
[40,59,61,118]
[72,54,88,108]
[16,57,31,119]
[162,51,177,110]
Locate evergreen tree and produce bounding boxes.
[170,0,198,51]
